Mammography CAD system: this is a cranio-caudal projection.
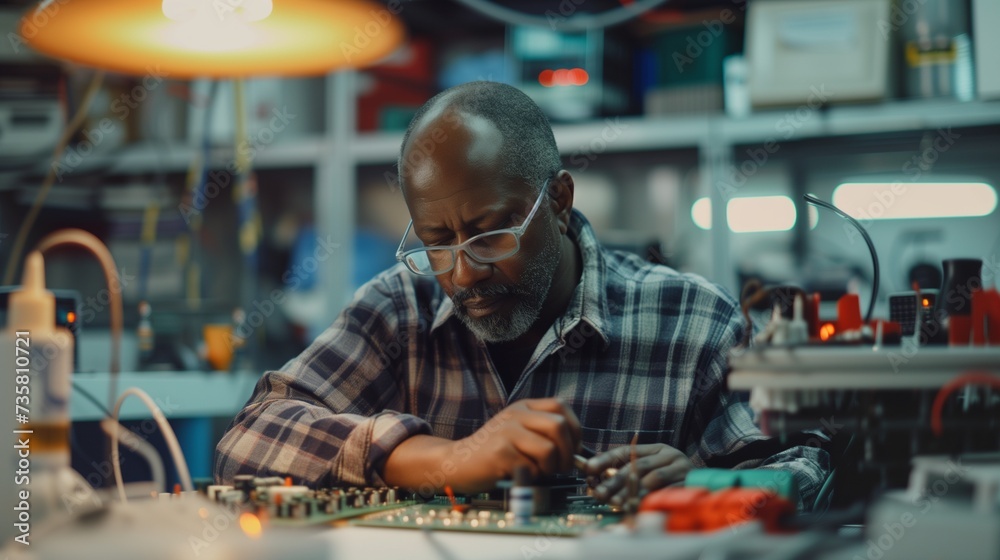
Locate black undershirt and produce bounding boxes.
[487,343,535,396]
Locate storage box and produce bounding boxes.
[974,0,1000,100]
[746,0,892,108]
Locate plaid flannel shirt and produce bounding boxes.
[215,210,829,509]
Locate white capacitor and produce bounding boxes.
[267,485,310,504]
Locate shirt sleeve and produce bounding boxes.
[683,296,831,512]
[214,274,432,487]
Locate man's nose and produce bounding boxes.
[451,249,492,290]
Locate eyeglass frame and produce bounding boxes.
[395,178,552,276]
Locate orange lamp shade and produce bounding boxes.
[18,0,406,78]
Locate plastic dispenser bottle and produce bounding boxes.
[1,252,100,547]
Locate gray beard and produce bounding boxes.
[452,224,561,343]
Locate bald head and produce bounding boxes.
[397,81,561,195]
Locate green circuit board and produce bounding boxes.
[352,503,619,536]
[268,500,419,526]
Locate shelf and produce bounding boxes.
[719,98,1000,145]
[727,346,1000,390]
[16,136,331,182]
[70,370,261,421]
[352,99,1000,164]
[11,99,999,179]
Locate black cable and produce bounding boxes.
[804,194,880,322]
[73,379,113,417]
[75,380,119,483]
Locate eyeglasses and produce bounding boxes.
[395,179,551,276]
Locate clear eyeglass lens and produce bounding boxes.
[405,252,435,274]
[468,232,518,259]
[406,232,520,274]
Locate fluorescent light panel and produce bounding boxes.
[692,196,816,232]
[833,182,997,220]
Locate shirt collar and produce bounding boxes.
[429,209,611,349]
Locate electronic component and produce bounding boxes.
[865,454,1000,560]
[731,346,1000,502]
[639,486,794,533]
[195,472,624,538]
[0,286,80,368]
[890,290,938,336]
[352,503,614,536]
[510,466,534,525]
[202,476,417,525]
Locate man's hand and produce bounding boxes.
[584,444,693,506]
[383,398,581,494]
[452,398,582,492]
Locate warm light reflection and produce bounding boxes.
[833,182,997,220]
[819,323,836,341]
[239,513,262,539]
[538,67,589,87]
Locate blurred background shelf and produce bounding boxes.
[71,370,260,421]
[347,98,1000,164]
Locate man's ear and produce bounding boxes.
[549,170,575,235]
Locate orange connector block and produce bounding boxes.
[639,487,794,533]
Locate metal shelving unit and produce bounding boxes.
[11,77,1000,321]
[350,98,1000,162]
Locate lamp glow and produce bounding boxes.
[162,0,272,23]
[832,182,997,220]
[19,0,405,78]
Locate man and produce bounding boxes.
[215,82,828,510]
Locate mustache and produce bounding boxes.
[452,283,524,306]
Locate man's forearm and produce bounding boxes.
[381,434,457,492]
